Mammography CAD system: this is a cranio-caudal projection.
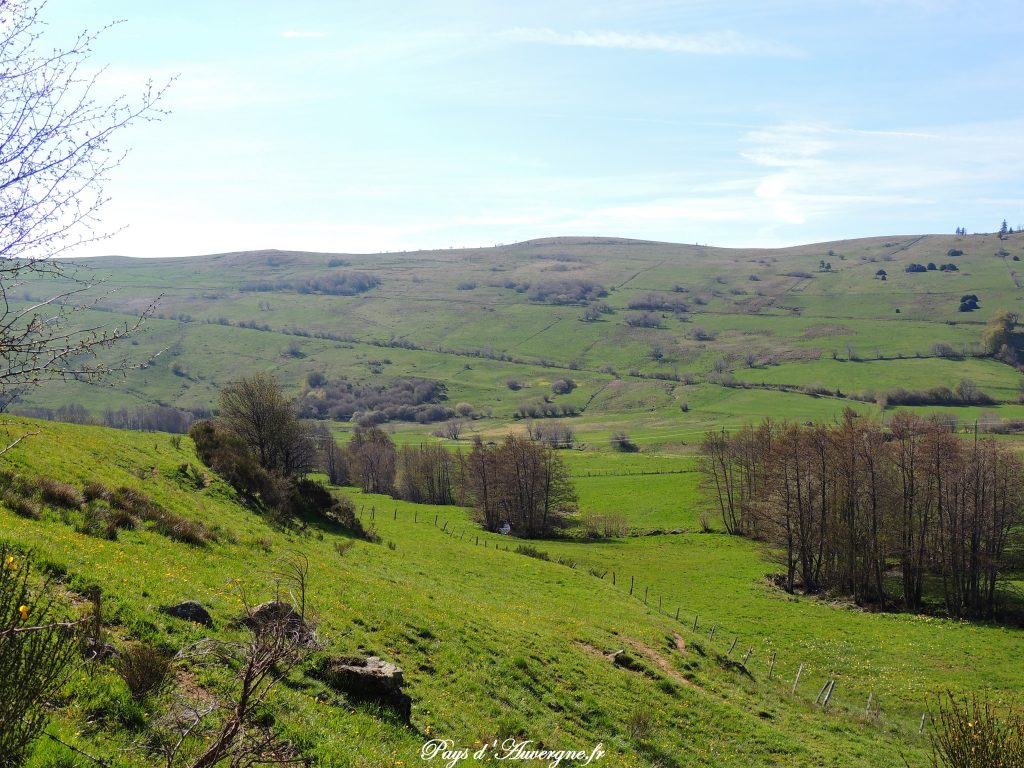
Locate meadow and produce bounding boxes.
[4,231,1024,766]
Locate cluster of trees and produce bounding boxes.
[626,293,688,312]
[463,435,577,537]
[867,379,995,408]
[240,271,380,296]
[624,312,663,328]
[295,374,452,426]
[981,310,1019,359]
[526,279,608,305]
[342,428,577,536]
[906,262,959,273]
[513,401,579,419]
[959,293,979,312]
[579,302,614,321]
[11,403,207,434]
[190,375,363,533]
[700,412,1023,618]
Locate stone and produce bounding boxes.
[319,655,411,721]
[161,600,214,627]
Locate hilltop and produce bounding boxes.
[16,231,1024,447]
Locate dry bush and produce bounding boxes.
[2,489,40,519]
[113,643,173,700]
[38,477,84,509]
[581,511,630,539]
[927,692,1024,768]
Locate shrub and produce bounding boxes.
[610,432,638,452]
[515,544,551,561]
[2,490,39,519]
[506,379,522,391]
[581,511,630,538]
[113,643,173,700]
[624,312,662,328]
[926,692,1024,768]
[38,477,84,509]
[551,378,576,395]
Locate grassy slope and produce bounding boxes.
[15,231,1024,443]
[0,417,937,768]
[1,418,1020,766]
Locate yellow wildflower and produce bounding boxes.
[18,605,29,621]
[4,555,17,571]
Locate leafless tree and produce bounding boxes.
[0,2,170,432]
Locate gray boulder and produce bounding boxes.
[318,655,411,721]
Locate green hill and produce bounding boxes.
[1,417,1021,766]
[15,231,1024,445]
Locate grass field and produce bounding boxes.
[4,231,1024,766]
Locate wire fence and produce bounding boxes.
[355,503,940,742]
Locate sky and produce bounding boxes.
[45,0,1024,257]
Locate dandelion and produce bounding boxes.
[4,555,17,571]
[18,604,29,620]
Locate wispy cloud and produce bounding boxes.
[282,30,326,39]
[502,27,802,58]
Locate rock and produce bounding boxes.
[161,600,214,627]
[82,636,117,661]
[318,655,412,721]
[240,601,315,644]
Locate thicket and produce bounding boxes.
[296,375,452,426]
[627,293,688,312]
[700,411,1023,619]
[462,435,577,538]
[240,271,380,296]
[526,279,608,305]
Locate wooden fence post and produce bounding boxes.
[629,576,634,595]
[866,692,873,717]
[792,663,804,694]
[768,652,777,680]
[728,637,738,656]
[675,607,680,621]
[693,614,699,632]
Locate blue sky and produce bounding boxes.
[51,0,1024,256]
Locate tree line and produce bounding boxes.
[189,374,577,539]
[342,427,577,538]
[700,410,1023,619]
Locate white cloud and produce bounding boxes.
[282,30,326,39]
[502,27,802,57]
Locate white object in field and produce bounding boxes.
[499,523,511,535]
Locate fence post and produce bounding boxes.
[415,511,418,523]
[815,681,830,706]
[612,572,616,586]
[475,536,479,545]
[442,521,448,532]
[644,586,648,604]
[792,663,804,694]
[919,713,927,735]
[728,637,738,656]
[693,614,699,632]
[768,652,777,680]
[708,625,716,641]
[675,606,680,621]
[822,680,835,709]
[371,507,375,520]
[658,595,662,610]
[629,576,634,595]
[866,692,873,717]
[394,508,397,520]
[742,647,752,665]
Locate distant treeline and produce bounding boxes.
[12,404,209,434]
[240,271,380,296]
[700,411,1023,620]
[296,373,453,426]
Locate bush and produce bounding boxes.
[610,432,638,452]
[113,643,173,700]
[2,490,39,519]
[581,511,630,538]
[551,378,576,395]
[926,692,1024,768]
[38,477,84,509]
[624,312,663,328]
[506,379,522,391]
[515,544,551,561]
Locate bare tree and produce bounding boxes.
[219,374,314,477]
[0,3,169,422]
